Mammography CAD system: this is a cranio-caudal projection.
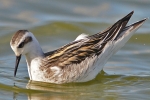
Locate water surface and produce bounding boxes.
[0,0,150,100]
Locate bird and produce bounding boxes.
[10,11,146,84]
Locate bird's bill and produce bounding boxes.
[14,55,21,77]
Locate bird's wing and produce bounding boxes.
[42,11,133,69]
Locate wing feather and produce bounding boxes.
[41,11,134,70]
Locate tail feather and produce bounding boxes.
[89,11,134,43]
[115,18,147,40]
[103,11,134,41]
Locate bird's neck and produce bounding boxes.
[25,40,44,67]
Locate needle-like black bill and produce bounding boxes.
[14,55,21,77]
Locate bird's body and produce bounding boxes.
[10,11,146,84]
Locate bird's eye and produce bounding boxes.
[18,42,24,48]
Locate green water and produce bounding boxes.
[0,0,150,100]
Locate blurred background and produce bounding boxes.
[0,0,150,100]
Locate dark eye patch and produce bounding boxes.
[17,36,32,48]
[18,42,24,48]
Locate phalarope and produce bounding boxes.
[10,11,146,84]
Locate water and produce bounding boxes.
[0,0,150,100]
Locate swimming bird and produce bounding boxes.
[10,11,146,84]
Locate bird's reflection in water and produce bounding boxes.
[25,72,120,100]
[26,80,87,100]
[13,72,120,100]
